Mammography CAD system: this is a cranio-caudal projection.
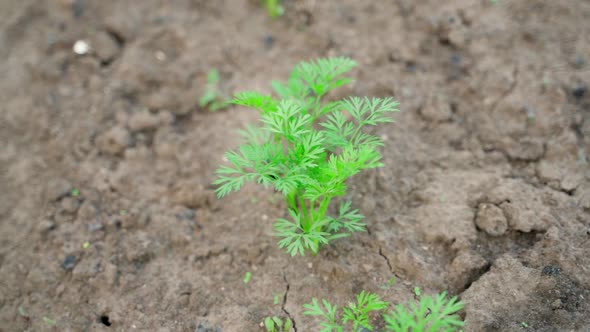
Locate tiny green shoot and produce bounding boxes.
[264,316,292,332]
[304,291,388,331]
[274,293,281,305]
[413,287,421,297]
[380,276,396,290]
[263,0,284,18]
[199,69,229,112]
[521,321,529,328]
[43,316,56,325]
[243,271,252,284]
[18,306,29,317]
[82,241,90,249]
[214,57,399,256]
[70,188,80,197]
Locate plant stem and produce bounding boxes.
[298,193,309,230]
[318,196,331,221]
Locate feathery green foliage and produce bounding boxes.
[303,291,464,332]
[214,57,399,256]
[383,292,464,332]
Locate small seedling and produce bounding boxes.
[521,321,529,328]
[82,241,90,249]
[214,57,399,256]
[383,292,464,332]
[243,271,252,284]
[70,188,80,197]
[304,291,464,332]
[413,287,421,297]
[304,291,388,331]
[43,316,56,325]
[263,0,284,18]
[264,316,292,332]
[18,306,29,317]
[199,69,229,112]
[274,293,281,305]
[380,276,396,290]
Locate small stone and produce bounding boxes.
[561,173,582,192]
[45,178,72,201]
[87,221,104,232]
[73,40,90,55]
[551,299,563,310]
[572,84,587,99]
[92,31,120,63]
[171,183,210,209]
[157,110,175,125]
[97,126,130,156]
[61,197,80,214]
[125,232,158,263]
[128,111,160,132]
[62,255,77,270]
[72,258,102,280]
[175,209,196,221]
[542,265,561,276]
[264,35,274,49]
[38,219,57,235]
[505,139,544,161]
[420,96,452,122]
[475,203,508,236]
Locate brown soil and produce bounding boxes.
[1,1,589,331]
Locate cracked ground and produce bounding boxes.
[1,0,589,331]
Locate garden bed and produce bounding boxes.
[0,0,589,331]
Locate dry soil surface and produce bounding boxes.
[1,0,589,331]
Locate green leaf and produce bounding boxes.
[232,91,279,113]
[342,291,388,331]
[383,292,464,332]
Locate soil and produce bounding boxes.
[1,0,589,331]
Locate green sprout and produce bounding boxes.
[199,69,229,112]
[274,293,281,305]
[243,271,252,284]
[414,287,421,297]
[521,321,529,328]
[43,316,56,325]
[263,0,284,18]
[214,57,399,256]
[303,291,464,332]
[384,292,464,332]
[70,188,80,197]
[381,276,397,290]
[303,291,388,331]
[264,316,292,332]
[82,241,90,249]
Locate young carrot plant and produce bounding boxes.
[383,292,464,332]
[263,316,292,332]
[214,57,399,256]
[199,68,229,111]
[303,291,464,332]
[263,0,284,18]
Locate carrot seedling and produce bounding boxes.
[263,0,284,18]
[199,69,229,111]
[214,57,399,256]
[304,291,464,332]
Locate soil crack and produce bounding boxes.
[378,247,394,273]
[281,273,297,331]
